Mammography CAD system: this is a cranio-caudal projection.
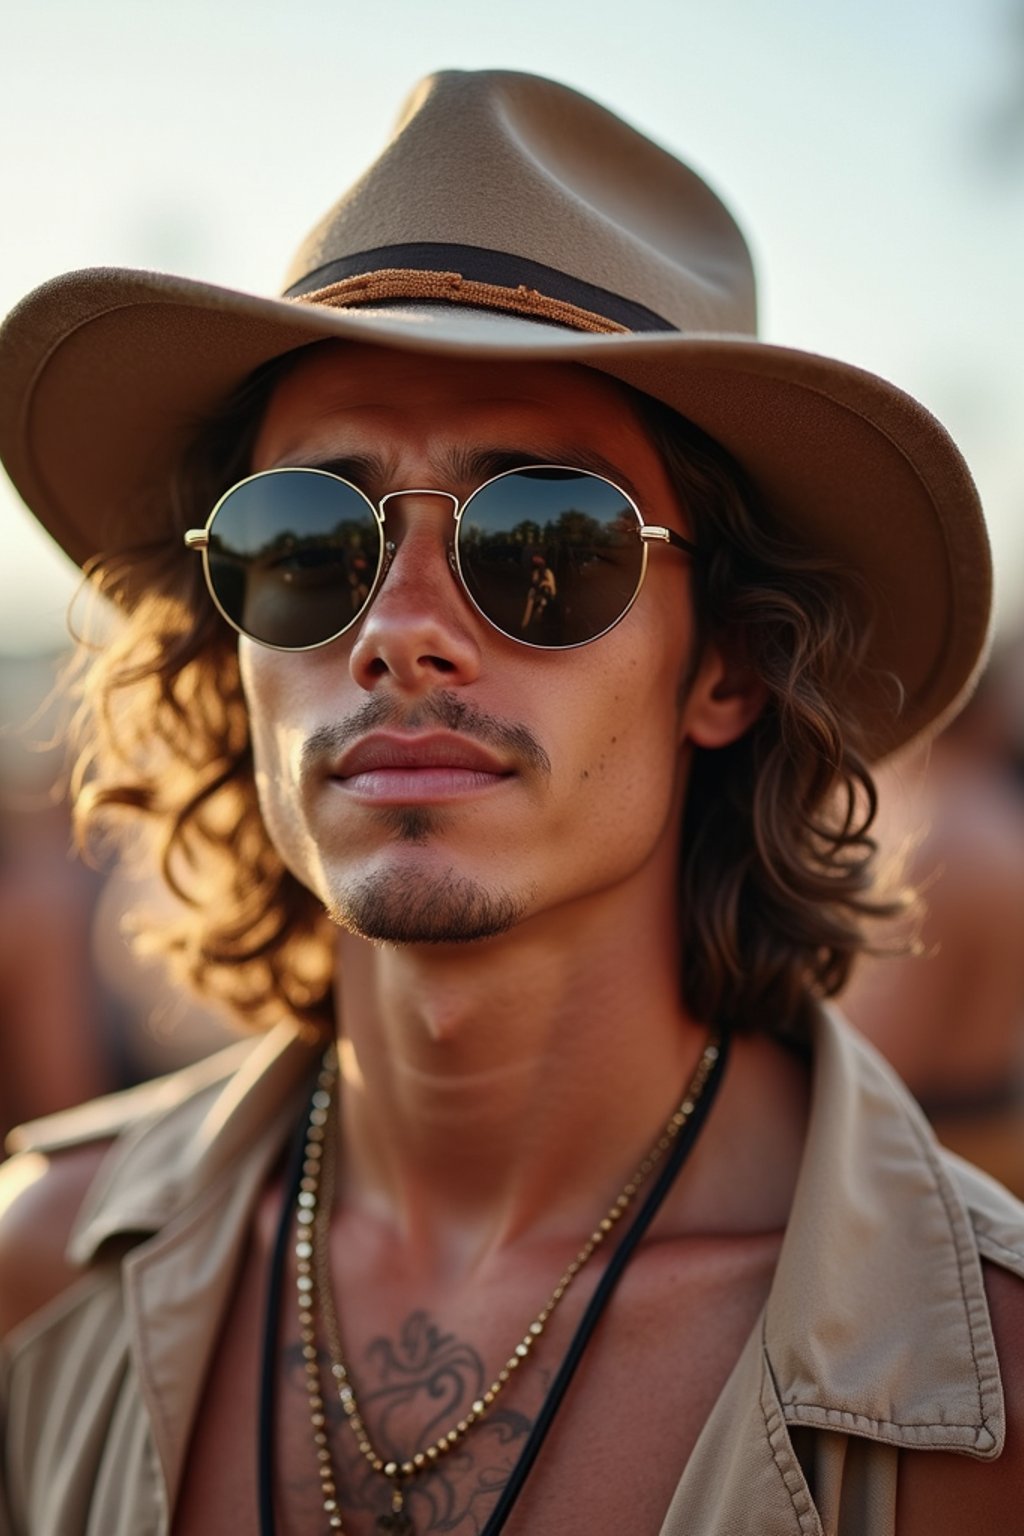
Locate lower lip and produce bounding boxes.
[334,767,512,802]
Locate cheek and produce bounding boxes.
[552,636,690,844]
[238,644,317,863]
[239,642,286,770]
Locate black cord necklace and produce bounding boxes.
[258,1029,729,1536]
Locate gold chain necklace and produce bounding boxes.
[295,1034,721,1534]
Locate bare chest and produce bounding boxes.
[173,1205,780,1536]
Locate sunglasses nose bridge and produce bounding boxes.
[373,487,465,596]
[378,487,461,524]
[376,487,462,577]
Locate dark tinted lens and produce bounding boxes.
[458,469,643,646]
[206,470,381,648]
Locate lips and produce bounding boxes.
[330,731,513,801]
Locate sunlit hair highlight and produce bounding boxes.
[69,350,905,1040]
[71,355,337,1035]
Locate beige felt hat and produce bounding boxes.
[0,69,990,758]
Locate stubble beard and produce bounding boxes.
[324,804,528,945]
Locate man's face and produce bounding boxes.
[239,341,713,948]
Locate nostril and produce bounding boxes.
[428,656,456,673]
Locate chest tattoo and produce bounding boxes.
[282,1311,539,1533]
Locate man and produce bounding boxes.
[0,69,1022,1536]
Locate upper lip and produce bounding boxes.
[332,731,513,779]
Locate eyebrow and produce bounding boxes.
[274,445,644,506]
[273,450,396,486]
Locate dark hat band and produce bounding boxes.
[283,243,674,333]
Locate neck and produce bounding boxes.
[332,876,709,1271]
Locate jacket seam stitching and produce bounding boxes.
[884,1085,994,1437]
[762,1342,821,1534]
[783,1404,987,1433]
[921,1134,992,1436]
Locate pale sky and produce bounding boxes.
[2,0,1022,653]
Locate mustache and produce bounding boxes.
[300,691,552,779]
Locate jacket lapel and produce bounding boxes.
[660,1008,1005,1535]
[766,1008,1003,1458]
[68,1025,320,1513]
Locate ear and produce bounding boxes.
[679,640,768,749]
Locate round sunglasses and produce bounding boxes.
[184,464,699,652]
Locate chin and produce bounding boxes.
[324,865,528,946]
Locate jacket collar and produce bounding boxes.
[67,1023,319,1263]
[764,1005,1003,1457]
[62,1023,321,1508]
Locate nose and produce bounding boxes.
[348,491,483,694]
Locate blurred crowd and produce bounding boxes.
[843,626,1024,1194]
[0,651,234,1150]
[1,627,1023,1191]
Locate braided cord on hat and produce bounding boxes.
[294,268,629,334]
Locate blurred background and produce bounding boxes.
[2,0,1023,1159]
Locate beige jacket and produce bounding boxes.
[3,1008,1024,1536]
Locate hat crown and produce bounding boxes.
[283,70,758,337]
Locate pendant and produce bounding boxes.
[375,1515,413,1535]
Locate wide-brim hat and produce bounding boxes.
[0,69,990,760]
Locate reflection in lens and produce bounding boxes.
[206,470,381,647]
[458,469,643,645]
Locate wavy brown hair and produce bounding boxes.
[69,349,904,1040]
[638,398,904,1038]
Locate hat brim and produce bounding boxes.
[0,267,990,760]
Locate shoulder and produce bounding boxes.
[4,1037,254,1159]
[944,1150,1024,1278]
[0,1141,112,1338]
[896,1261,1024,1533]
[0,1037,258,1342]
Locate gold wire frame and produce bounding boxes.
[184,464,698,652]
